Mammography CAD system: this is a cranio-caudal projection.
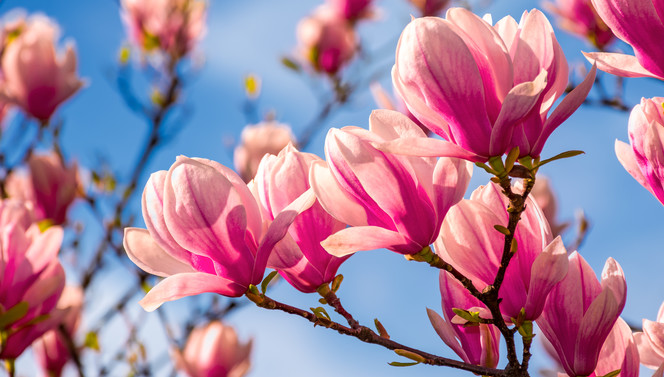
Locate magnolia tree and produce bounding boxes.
[0,0,662,376]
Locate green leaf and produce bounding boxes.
[261,271,279,294]
[85,331,100,351]
[537,150,585,167]
[374,318,390,339]
[597,370,621,377]
[504,147,520,173]
[493,224,510,236]
[281,57,301,72]
[331,274,344,293]
[452,308,482,323]
[0,302,29,330]
[310,307,331,320]
[388,361,420,367]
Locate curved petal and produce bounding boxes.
[309,160,369,226]
[583,52,662,79]
[615,139,653,195]
[523,236,568,320]
[321,226,412,257]
[635,331,664,369]
[140,273,247,312]
[374,137,485,162]
[124,228,196,277]
[368,109,427,140]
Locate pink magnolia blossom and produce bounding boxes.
[434,182,567,321]
[370,82,429,135]
[310,109,472,257]
[233,121,295,183]
[537,252,627,377]
[389,8,595,161]
[544,0,615,49]
[6,153,80,225]
[584,0,664,80]
[121,0,206,57]
[296,6,357,75]
[254,144,349,293]
[174,321,252,377]
[326,0,374,22]
[615,97,664,206]
[427,271,500,368]
[634,301,664,370]
[408,0,450,17]
[124,156,315,311]
[0,15,83,122]
[0,200,65,360]
[33,286,84,377]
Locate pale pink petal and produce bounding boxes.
[523,236,568,319]
[635,331,664,369]
[583,52,662,79]
[124,228,196,277]
[140,273,246,312]
[368,109,426,140]
[615,139,653,194]
[374,137,485,162]
[573,289,620,375]
[321,226,411,257]
[427,308,468,362]
[309,160,369,226]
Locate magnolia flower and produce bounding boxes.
[254,144,349,293]
[233,121,295,183]
[326,0,374,21]
[174,321,252,377]
[296,5,357,75]
[370,82,428,134]
[434,182,567,321]
[634,301,664,370]
[6,153,80,225]
[0,15,83,121]
[537,252,626,377]
[121,0,206,57]
[311,110,471,257]
[124,156,315,311]
[0,200,65,360]
[388,8,595,161]
[427,271,500,368]
[615,97,664,206]
[584,0,664,80]
[544,0,615,49]
[33,286,85,377]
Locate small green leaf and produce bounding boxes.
[493,225,510,236]
[388,361,420,367]
[119,46,131,65]
[537,150,585,167]
[596,370,621,377]
[504,147,520,173]
[281,57,301,72]
[374,318,390,339]
[451,308,482,323]
[261,271,279,294]
[474,162,497,175]
[394,349,426,363]
[244,74,261,99]
[0,302,29,330]
[310,307,331,320]
[318,298,327,305]
[331,274,344,293]
[85,331,100,351]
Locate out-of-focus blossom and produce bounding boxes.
[233,121,295,183]
[615,97,664,206]
[0,15,83,122]
[124,156,315,311]
[435,182,567,321]
[296,6,357,75]
[634,301,664,369]
[408,0,450,17]
[530,177,568,237]
[427,271,500,368]
[327,0,374,22]
[6,152,80,225]
[537,252,626,377]
[584,0,664,80]
[121,0,206,57]
[544,0,615,49]
[389,8,595,161]
[370,82,428,135]
[33,286,85,377]
[174,321,252,377]
[0,200,65,360]
[254,144,349,293]
[310,110,472,257]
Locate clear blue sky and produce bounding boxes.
[6,0,664,376]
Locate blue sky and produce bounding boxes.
[5,0,664,376]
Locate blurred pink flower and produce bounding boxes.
[584,0,664,80]
[174,321,252,377]
[0,15,83,122]
[311,110,472,257]
[33,286,84,377]
[390,8,595,161]
[408,0,450,17]
[296,6,357,75]
[0,200,65,360]
[537,252,626,377]
[529,177,568,237]
[634,301,664,370]
[233,121,295,183]
[124,156,315,311]
[370,82,429,135]
[435,182,567,321]
[615,97,664,206]
[326,0,374,22]
[6,152,80,226]
[427,271,500,368]
[254,144,349,293]
[121,0,206,57]
[544,0,615,49]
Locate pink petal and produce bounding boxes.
[573,289,620,375]
[374,137,485,162]
[432,157,472,221]
[368,109,427,140]
[140,273,247,312]
[309,160,369,226]
[583,52,662,79]
[615,139,653,194]
[124,227,196,277]
[321,226,411,257]
[635,331,664,369]
[524,236,568,319]
[427,307,468,362]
